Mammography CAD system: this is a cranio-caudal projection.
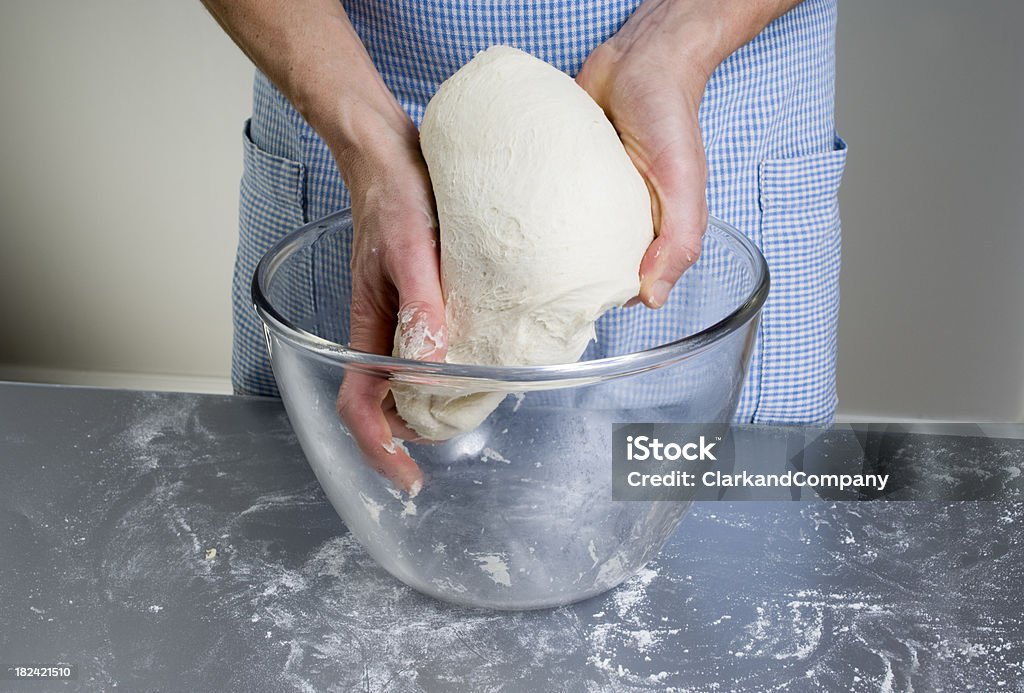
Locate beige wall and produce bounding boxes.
[0,1,251,393]
[1,2,1022,419]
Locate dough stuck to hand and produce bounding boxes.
[392,46,654,440]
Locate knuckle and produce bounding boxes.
[397,299,435,319]
[659,209,706,259]
[675,234,703,264]
[657,231,703,276]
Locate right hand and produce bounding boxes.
[332,122,447,494]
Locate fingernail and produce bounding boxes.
[650,280,673,308]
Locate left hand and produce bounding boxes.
[576,4,715,309]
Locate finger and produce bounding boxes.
[342,290,425,492]
[336,373,424,495]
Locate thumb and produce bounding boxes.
[636,133,708,309]
[394,299,447,362]
[391,247,448,362]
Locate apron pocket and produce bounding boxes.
[232,119,308,396]
[753,136,847,423]
[240,119,306,218]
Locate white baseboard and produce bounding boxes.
[0,364,233,395]
[834,410,947,424]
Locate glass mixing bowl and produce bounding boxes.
[253,209,768,610]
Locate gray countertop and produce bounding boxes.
[1,382,1022,692]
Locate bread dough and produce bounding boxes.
[393,46,653,440]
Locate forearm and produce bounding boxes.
[200,0,415,185]
[610,0,804,84]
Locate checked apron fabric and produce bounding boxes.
[232,0,847,424]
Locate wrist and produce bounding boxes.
[280,23,419,188]
[673,15,734,86]
[319,100,421,190]
[300,93,418,185]
[610,0,791,90]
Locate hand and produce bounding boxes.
[200,0,450,493]
[576,5,714,309]
[331,121,447,494]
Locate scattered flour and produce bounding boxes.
[358,493,384,525]
[473,553,512,587]
[395,305,446,361]
[384,486,418,518]
[480,447,511,464]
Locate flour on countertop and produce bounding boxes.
[62,401,1024,693]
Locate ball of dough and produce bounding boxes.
[393,46,654,440]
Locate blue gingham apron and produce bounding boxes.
[233,0,846,424]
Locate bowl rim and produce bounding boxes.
[252,208,769,385]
